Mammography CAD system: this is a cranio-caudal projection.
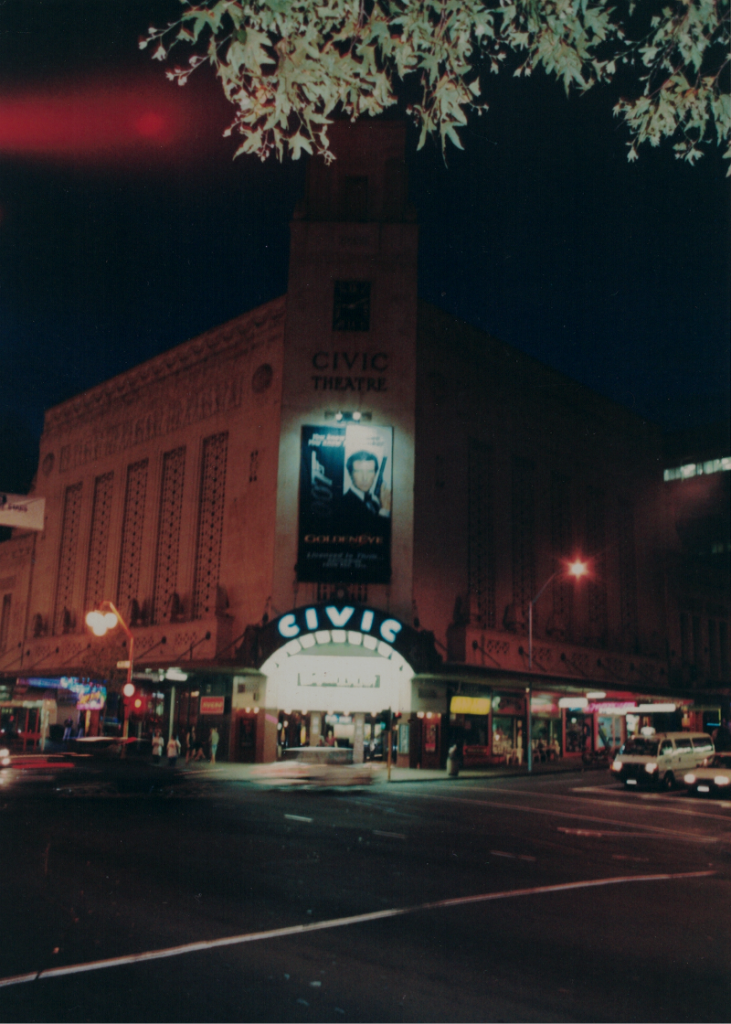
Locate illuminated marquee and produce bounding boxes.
[256,605,422,669]
[277,605,402,644]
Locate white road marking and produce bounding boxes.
[372,830,406,839]
[557,827,660,838]
[284,814,313,823]
[413,792,726,843]
[0,870,713,990]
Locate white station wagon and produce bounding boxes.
[610,732,715,790]
[684,753,731,797]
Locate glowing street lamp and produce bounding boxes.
[527,559,589,773]
[85,601,135,744]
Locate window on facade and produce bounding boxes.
[617,499,639,651]
[192,432,228,619]
[0,593,11,653]
[153,448,186,624]
[708,619,719,678]
[117,460,149,615]
[585,486,608,645]
[54,482,83,635]
[468,440,496,629]
[511,457,535,624]
[339,175,369,221]
[84,472,114,614]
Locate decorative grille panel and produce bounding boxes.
[617,499,639,650]
[193,433,228,619]
[468,440,496,628]
[511,457,536,619]
[54,481,83,634]
[586,486,608,643]
[0,594,11,653]
[550,472,573,622]
[117,460,149,613]
[153,447,186,624]
[84,472,114,614]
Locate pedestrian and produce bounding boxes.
[209,726,220,764]
[167,734,181,767]
[186,726,205,762]
[151,727,164,764]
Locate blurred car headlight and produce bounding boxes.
[684,773,696,785]
[611,759,623,772]
[713,775,731,786]
[1,757,10,767]
[645,762,658,774]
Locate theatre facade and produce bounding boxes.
[1,122,727,766]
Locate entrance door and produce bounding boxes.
[237,715,257,763]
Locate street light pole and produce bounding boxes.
[527,560,588,773]
[86,600,135,748]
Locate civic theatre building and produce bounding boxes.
[1,123,728,765]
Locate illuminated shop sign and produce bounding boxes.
[297,424,393,583]
[20,677,107,710]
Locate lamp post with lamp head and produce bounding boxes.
[85,601,135,751]
[527,559,589,772]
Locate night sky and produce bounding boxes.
[1,0,729,495]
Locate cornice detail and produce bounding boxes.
[44,297,286,436]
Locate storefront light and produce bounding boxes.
[558,697,588,709]
[637,703,677,713]
[331,630,347,643]
[347,631,363,646]
[284,638,303,655]
[300,634,316,649]
[363,635,378,651]
[315,630,331,645]
[586,691,606,700]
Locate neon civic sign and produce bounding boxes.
[277,606,403,645]
[253,604,422,670]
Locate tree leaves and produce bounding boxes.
[142,0,731,169]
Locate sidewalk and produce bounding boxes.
[179,757,590,784]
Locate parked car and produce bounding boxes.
[610,732,715,790]
[684,754,731,797]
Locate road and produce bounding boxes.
[0,770,729,1022]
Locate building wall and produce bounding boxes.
[19,299,285,660]
[414,303,671,663]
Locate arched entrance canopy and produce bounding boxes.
[256,604,429,670]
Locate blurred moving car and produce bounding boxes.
[0,737,185,797]
[253,746,384,788]
[684,754,731,797]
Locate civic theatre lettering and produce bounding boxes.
[311,352,388,392]
[298,424,392,583]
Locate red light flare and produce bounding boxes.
[0,74,229,169]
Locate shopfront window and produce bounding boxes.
[566,713,592,754]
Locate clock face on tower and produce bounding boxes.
[332,280,371,331]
